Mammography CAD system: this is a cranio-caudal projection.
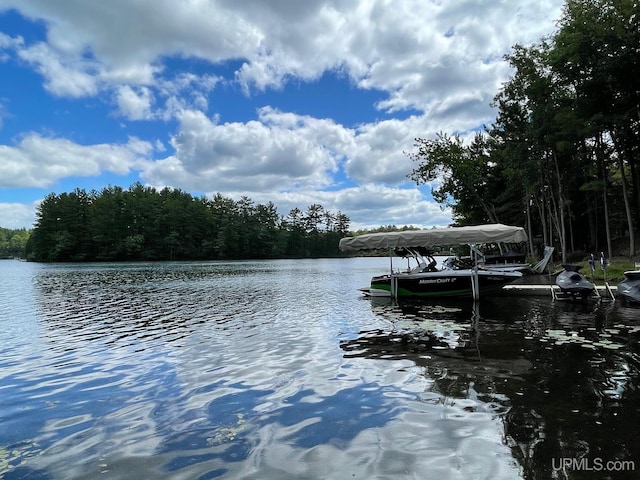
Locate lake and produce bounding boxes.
[1,258,639,479]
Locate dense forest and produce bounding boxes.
[24,184,350,262]
[407,0,639,261]
[0,228,29,258]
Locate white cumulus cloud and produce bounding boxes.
[0,134,155,188]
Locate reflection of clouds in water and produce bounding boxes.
[230,385,520,480]
[155,373,514,478]
[160,297,520,479]
[6,259,640,479]
[330,313,522,478]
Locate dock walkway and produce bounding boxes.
[502,283,617,299]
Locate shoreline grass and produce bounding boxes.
[550,258,638,285]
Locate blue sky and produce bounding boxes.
[0,0,563,230]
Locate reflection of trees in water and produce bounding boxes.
[508,339,640,480]
[32,262,288,346]
[35,266,202,349]
[341,297,640,479]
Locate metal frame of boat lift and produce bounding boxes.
[470,245,483,301]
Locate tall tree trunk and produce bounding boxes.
[596,133,614,258]
[526,197,535,258]
[617,156,636,257]
[635,103,640,228]
[534,193,548,255]
[550,152,567,263]
[567,202,575,254]
[630,158,640,228]
[611,130,636,257]
[553,152,567,263]
[589,193,598,252]
[548,191,565,263]
[602,172,613,259]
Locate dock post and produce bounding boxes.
[470,244,480,300]
[389,256,398,299]
[471,265,479,300]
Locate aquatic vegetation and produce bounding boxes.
[207,414,248,446]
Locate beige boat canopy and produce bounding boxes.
[339,223,528,252]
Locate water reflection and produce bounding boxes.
[340,296,640,479]
[2,259,640,479]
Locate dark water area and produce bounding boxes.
[1,258,639,479]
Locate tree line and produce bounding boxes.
[407,0,639,261]
[24,183,351,262]
[0,227,29,258]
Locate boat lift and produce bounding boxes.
[339,223,530,301]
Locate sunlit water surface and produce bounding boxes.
[1,258,639,479]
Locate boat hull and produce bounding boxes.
[368,269,522,298]
[617,271,640,305]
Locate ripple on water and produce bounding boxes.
[2,260,640,479]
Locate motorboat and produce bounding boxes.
[367,248,523,298]
[339,224,527,299]
[555,264,596,299]
[617,270,640,305]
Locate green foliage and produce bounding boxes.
[0,227,30,258]
[25,183,350,262]
[573,258,636,284]
[352,225,421,235]
[406,0,639,257]
[407,132,505,225]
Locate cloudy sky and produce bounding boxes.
[0,0,564,230]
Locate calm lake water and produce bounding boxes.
[1,258,639,480]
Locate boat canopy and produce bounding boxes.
[339,223,528,252]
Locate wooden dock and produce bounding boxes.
[502,283,617,299]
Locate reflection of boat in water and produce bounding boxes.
[346,292,640,479]
[617,271,640,305]
[343,297,533,379]
[555,264,596,299]
[339,224,527,299]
